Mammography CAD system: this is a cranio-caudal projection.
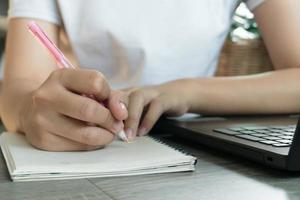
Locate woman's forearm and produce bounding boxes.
[188,68,300,115]
[1,18,59,132]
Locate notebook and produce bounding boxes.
[0,132,196,182]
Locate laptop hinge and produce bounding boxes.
[287,119,300,170]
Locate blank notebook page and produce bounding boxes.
[0,132,196,181]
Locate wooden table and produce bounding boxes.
[1,128,300,200]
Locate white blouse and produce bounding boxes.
[8,0,265,88]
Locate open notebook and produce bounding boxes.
[0,132,196,182]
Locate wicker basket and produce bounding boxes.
[216,39,274,76]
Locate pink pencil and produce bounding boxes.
[27,21,129,143]
[27,21,75,69]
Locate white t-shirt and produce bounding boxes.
[8,0,265,88]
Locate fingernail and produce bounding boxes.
[125,128,134,140]
[138,127,147,136]
[120,102,128,117]
[113,121,123,132]
[120,102,127,111]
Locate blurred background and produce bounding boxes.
[216,3,273,76]
[0,0,8,70]
[0,0,272,77]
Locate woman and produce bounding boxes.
[1,0,300,151]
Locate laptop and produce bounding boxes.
[155,114,300,171]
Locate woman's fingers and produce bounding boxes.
[124,90,145,139]
[33,68,122,132]
[56,68,110,101]
[138,98,166,136]
[44,111,115,146]
[35,87,123,134]
[124,88,159,139]
[22,68,124,151]
[108,90,128,121]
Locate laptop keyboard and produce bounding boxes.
[213,125,296,147]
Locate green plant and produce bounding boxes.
[230,3,261,41]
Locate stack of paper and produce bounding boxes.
[0,132,196,182]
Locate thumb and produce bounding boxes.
[108,90,128,121]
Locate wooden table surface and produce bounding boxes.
[1,129,300,200]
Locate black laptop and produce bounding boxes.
[156,115,300,171]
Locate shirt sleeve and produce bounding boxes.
[243,0,266,11]
[8,0,61,25]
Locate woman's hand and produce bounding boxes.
[19,68,127,151]
[120,79,194,140]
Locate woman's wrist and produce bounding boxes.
[184,78,205,114]
[159,78,201,114]
[177,78,206,114]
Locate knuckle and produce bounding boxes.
[130,89,144,100]
[102,111,114,128]
[129,114,139,122]
[88,72,105,94]
[32,114,45,127]
[126,114,140,127]
[32,89,47,106]
[151,99,163,110]
[129,90,146,107]
[80,130,95,145]
[50,69,64,81]
[79,102,95,120]
[50,69,69,89]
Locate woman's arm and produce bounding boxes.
[123,0,300,138]
[189,0,300,114]
[254,0,300,70]
[1,18,58,131]
[1,19,126,151]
